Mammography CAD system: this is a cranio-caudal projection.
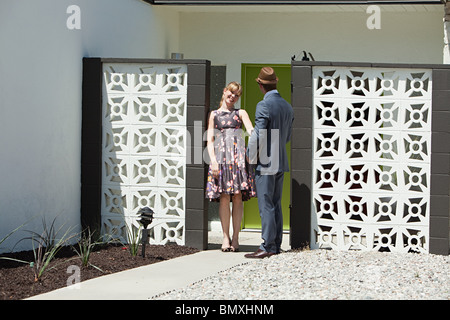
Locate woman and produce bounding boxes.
[206,81,256,252]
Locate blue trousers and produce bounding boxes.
[255,171,285,253]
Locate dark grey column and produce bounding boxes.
[430,67,450,255]
[185,61,211,250]
[81,57,103,237]
[290,63,313,249]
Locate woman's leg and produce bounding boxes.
[231,192,243,251]
[219,193,231,250]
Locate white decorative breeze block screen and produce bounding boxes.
[312,67,432,253]
[101,63,187,245]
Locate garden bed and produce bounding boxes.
[0,243,199,300]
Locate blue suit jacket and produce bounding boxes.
[248,91,294,175]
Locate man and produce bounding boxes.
[245,67,294,259]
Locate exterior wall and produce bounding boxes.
[291,61,450,255]
[0,0,179,253]
[178,6,446,238]
[445,2,450,64]
[445,21,450,64]
[179,7,443,97]
[1,0,447,254]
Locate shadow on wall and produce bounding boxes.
[290,179,311,249]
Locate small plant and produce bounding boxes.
[125,223,142,257]
[0,220,29,253]
[24,217,77,282]
[72,228,106,272]
[0,221,30,264]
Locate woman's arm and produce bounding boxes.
[239,109,254,135]
[206,111,219,177]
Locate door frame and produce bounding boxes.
[240,63,292,231]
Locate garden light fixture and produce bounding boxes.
[138,207,154,257]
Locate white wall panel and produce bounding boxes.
[311,66,432,253]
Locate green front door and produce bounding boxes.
[241,63,291,230]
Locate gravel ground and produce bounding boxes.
[153,249,449,300]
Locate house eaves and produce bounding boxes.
[146,0,444,5]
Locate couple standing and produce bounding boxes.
[206,67,294,259]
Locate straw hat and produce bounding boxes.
[256,67,278,84]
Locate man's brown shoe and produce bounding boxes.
[244,249,275,259]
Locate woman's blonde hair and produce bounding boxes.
[219,81,242,108]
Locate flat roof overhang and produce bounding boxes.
[146,0,444,5]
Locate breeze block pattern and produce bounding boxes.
[292,62,450,255]
[101,63,188,245]
[81,58,210,249]
[311,66,433,253]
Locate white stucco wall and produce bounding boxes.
[445,1,450,64]
[445,21,450,64]
[0,0,179,253]
[178,7,443,98]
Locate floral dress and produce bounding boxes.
[206,109,256,202]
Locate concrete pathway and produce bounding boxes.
[27,231,290,300]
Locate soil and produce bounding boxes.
[0,243,199,300]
